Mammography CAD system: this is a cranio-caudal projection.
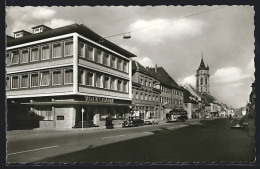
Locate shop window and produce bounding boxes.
[78,42,85,58]
[57,116,64,120]
[11,51,19,64]
[52,70,62,85]
[41,45,50,60]
[111,77,117,90]
[95,49,102,64]
[31,48,39,62]
[103,53,109,66]
[34,106,53,120]
[6,53,10,66]
[100,107,109,120]
[117,58,122,71]
[64,41,73,57]
[30,73,39,87]
[96,73,103,88]
[21,49,29,63]
[6,77,10,90]
[20,74,29,88]
[64,69,73,84]
[123,81,128,93]
[87,45,94,61]
[104,76,110,89]
[40,71,50,86]
[117,79,123,91]
[123,61,128,73]
[78,69,85,85]
[87,72,94,86]
[52,43,62,58]
[111,56,116,69]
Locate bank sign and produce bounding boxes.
[85,96,114,103]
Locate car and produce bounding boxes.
[122,116,144,127]
[144,116,160,125]
[230,118,245,129]
[166,116,178,123]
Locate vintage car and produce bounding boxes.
[144,116,160,125]
[122,116,144,127]
[230,118,245,129]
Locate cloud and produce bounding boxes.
[212,67,249,84]
[177,75,196,86]
[8,7,56,21]
[128,18,205,44]
[133,57,155,68]
[6,7,74,35]
[44,19,75,29]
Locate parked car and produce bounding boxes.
[122,116,144,127]
[230,118,245,129]
[144,116,160,125]
[166,115,178,123]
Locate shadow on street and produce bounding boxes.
[34,119,255,163]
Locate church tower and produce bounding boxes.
[196,54,210,93]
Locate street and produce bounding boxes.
[7,118,255,163]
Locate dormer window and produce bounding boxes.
[33,27,43,34]
[15,32,23,38]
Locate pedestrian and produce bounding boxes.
[229,114,232,121]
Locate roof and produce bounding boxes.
[7,23,136,58]
[201,93,216,103]
[197,57,209,70]
[186,84,211,106]
[147,67,182,90]
[182,87,198,104]
[13,30,32,34]
[32,24,52,29]
[132,60,152,76]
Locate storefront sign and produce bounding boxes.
[85,96,114,103]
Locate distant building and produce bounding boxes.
[131,61,161,120]
[185,84,210,118]
[182,87,199,119]
[6,23,136,130]
[147,66,184,120]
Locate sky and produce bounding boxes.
[6,6,255,108]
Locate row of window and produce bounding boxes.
[78,67,129,93]
[160,86,183,96]
[160,96,183,105]
[140,79,153,88]
[78,40,129,73]
[7,40,74,65]
[134,91,159,102]
[6,67,129,93]
[6,68,74,90]
[6,39,129,74]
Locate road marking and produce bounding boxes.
[101,135,124,139]
[7,145,58,156]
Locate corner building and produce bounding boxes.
[6,24,135,129]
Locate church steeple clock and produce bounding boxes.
[196,54,210,93]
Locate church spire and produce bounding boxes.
[197,53,207,70]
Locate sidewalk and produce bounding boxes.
[7,118,203,137]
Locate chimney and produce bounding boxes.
[155,64,157,73]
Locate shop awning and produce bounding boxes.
[20,101,131,107]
